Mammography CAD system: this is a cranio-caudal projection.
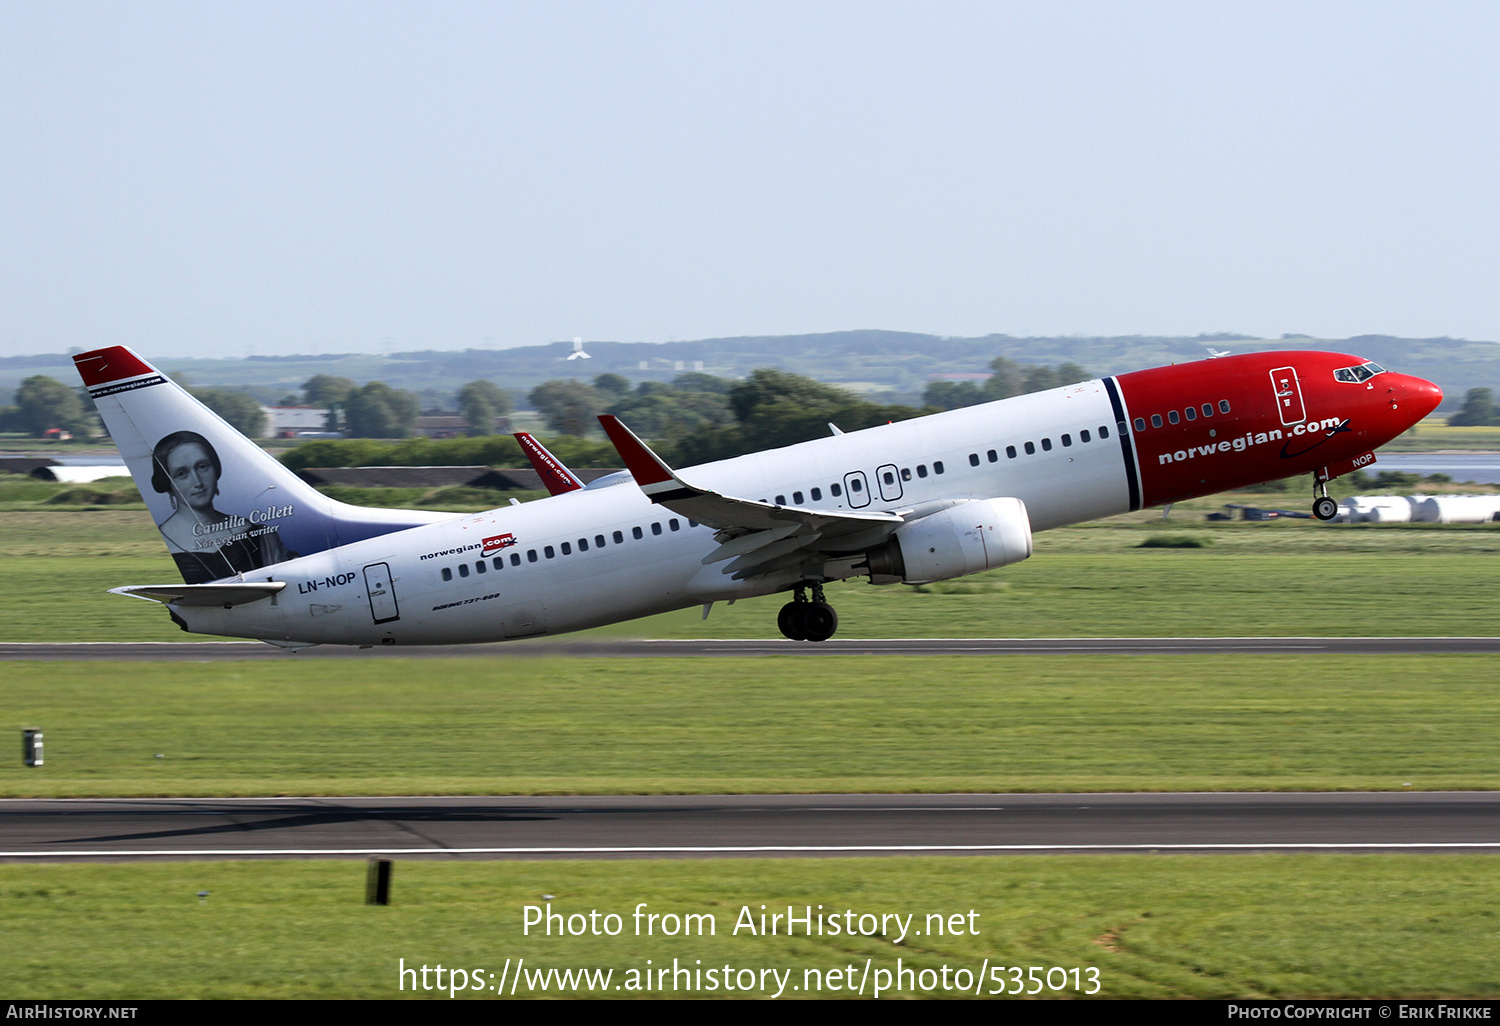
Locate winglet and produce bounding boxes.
[514,432,585,495]
[596,414,703,503]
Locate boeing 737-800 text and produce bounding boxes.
[74,346,1441,647]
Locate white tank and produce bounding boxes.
[1414,496,1500,524]
[1365,500,1414,523]
[1341,496,1417,523]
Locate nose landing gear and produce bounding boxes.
[777,582,839,642]
[1312,478,1339,521]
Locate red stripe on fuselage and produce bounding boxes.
[1115,351,1440,508]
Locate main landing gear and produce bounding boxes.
[1312,478,1339,521]
[778,582,839,643]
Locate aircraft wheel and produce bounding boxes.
[777,601,808,641]
[1312,496,1338,521]
[801,602,838,643]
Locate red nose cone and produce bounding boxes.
[1403,375,1444,420]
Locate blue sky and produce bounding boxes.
[3,1,1498,358]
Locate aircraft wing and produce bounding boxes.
[598,415,902,579]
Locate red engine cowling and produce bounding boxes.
[863,497,1033,585]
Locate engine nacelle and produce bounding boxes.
[863,497,1033,585]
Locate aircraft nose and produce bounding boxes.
[1392,374,1443,420]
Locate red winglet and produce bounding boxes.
[73,346,156,387]
[514,432,584,495]
[597,415,675,486]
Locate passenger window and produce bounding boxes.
[935,461,944,474]
[1080,429,1091,443]
[1184,406,1196,421]
[544,545,555,559]
[632,527,643,540]
[560,542,572,555]
[1041,438,1052,451]
[1006,445,1017,458]
[987,449,998,462]
[1024,441,1035,455]
[651,522,662,535]
[831,483,842,497]
[1101,425,1110,438]
[811,488,821,501]
[916,465,928,478]
[775,495,786,505]
[476,560,486,573]
[1168,410,1179,424]
[1202,403,1213,417]
[1219,400,1231,413]
[1061,434,1072,447]
[883,471,895,484]
[459,564,470,578]
[688,520,698,528]
[901,468,912,481]
[441,567,452,582]
[493,558,504,570]
[1134,417,1145,431]
[968,453,979,467]
[510,553,521,566]
[1151,414,1163,428]
[595,535,606,547]
[578,538,588,551]
[528,549,538,563]
[669,519,680,531]
[793,491,804,503]
[612,531,623,544]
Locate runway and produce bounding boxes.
[4,636,1500,660]
[3,792,1498,860]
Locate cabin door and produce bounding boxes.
[363,562,401,624]
[1269,366,1307,426]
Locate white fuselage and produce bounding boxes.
[179,382,1131,646]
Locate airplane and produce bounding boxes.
[73,346,1441,648]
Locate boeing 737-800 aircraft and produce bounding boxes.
[74,346,1441,647]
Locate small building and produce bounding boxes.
[412,411,513,439]
[261,407,332,439]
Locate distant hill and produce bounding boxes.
[5,331,1496,411]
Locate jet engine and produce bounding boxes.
[862,497,1032,585]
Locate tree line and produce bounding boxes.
[1448,388,1500,427]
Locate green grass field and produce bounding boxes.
[3,500,1498,1000]
[1379,420,1500,451]
[3,856,1497,998]
[3,503,1500,642]
[4,654,1496,796]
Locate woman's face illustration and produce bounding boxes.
[165,442,218,513]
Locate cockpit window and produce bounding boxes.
[1333,362,1384,383]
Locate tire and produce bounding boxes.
[1313,496,1338,521]
[777,601,808,641]
[801,602,838,643]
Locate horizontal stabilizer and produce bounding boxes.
[110,582,287,607]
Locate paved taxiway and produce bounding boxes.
[4,637,1500,659]
[3,793,1498,860]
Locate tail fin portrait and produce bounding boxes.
[75,347,454,584]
